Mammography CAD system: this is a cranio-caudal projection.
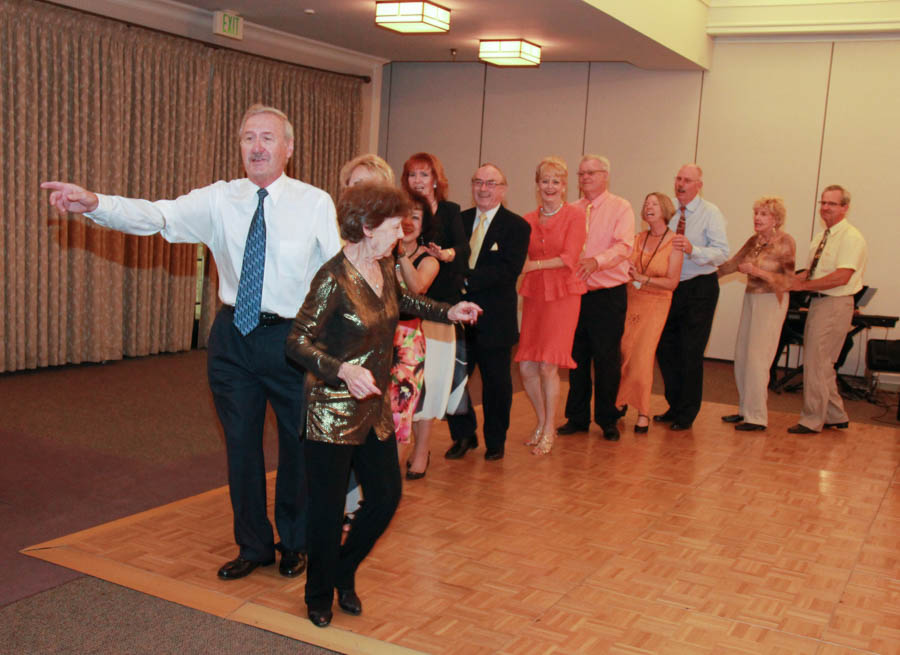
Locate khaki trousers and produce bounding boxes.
[734,292,788,426]
[800,295,853,430]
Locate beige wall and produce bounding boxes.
[381,38,899,373]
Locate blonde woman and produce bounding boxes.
[515,157,587,455]
[718,197,795,431]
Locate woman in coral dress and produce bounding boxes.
[616,192,683,433]
[515,157,587,455]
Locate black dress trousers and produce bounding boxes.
[655,272,720,424]
[207,306,307,562]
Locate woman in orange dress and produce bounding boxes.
[616,192,683,433]
[515,157,587,455]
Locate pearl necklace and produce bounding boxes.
[540,203,563,217]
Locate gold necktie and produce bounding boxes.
[676,205,686,235]
[469,213,488,268]
[807,227,830,278]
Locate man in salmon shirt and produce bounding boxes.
[558,155,634,442]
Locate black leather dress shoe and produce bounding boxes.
[557,421,588,435]
[653,411,676,423]
[278,549,306,578]
[825,421,849,429]
[308,608,333,627]
[444,437,476,459]
[788,423,818,434]
[669,422,693,431]
[601,425,620,441]
[217,556,274,580]
[484,448,504,461]
[735,422,765,431]
[337,589,362,615]
[721,414,744,423]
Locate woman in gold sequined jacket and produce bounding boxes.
[286,183,481,628]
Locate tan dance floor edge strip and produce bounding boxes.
[21,393,900,654]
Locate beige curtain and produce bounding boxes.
[1,0,362,370]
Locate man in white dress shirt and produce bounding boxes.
[42,104,340,581]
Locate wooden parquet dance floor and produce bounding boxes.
[23,390,900,655]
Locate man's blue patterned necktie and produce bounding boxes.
[233,188,269,336]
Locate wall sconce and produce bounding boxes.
[374,1,451,33]
[478,39,541,67]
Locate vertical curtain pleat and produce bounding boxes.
[1,0,362,370]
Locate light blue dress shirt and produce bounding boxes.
[668,195,730,281]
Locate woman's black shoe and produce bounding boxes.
[721,414,744,423]
[735,422,765,431]
[405,452,430,480]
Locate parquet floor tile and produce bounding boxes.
[22,390,900,654]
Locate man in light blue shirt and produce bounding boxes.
[654,164,729,430]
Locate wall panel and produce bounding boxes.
[819,40,900,374]
[480,63,590,215]
[383,63,485,205]
[583,62,702,215]
[695,40,832,360]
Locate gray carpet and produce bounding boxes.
[0,577,336,655]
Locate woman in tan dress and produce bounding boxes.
[616,192,683,432]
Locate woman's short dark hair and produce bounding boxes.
[408,192,435,245]
[338,183,411,243]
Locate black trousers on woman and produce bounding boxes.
[304,429,402,612]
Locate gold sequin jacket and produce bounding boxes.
[286,251,451,445]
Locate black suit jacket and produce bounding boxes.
[461,205,530,348]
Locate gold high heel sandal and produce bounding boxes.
[531,430,556,456]
[524,427,543,447]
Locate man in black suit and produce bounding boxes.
[445,164,530,461]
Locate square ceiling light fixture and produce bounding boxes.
[374,1,451,33]
[478,39,541,67]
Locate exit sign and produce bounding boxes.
[213,11,243,40]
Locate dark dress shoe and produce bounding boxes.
[735,422,766,431]
[669,422,693,431]
[308,608,333,627]
[337,589,362,615]
[406,452,430,480]
[788,423,818,434]
[484,448,504,461]
[601,425,620,441]
[217,556,274,580]
[825,421,849,429]
[557,421,588,435]
[278,550,306,578]
[721,414,744,423]
[653,411,676,423]
[444,437,476,459]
